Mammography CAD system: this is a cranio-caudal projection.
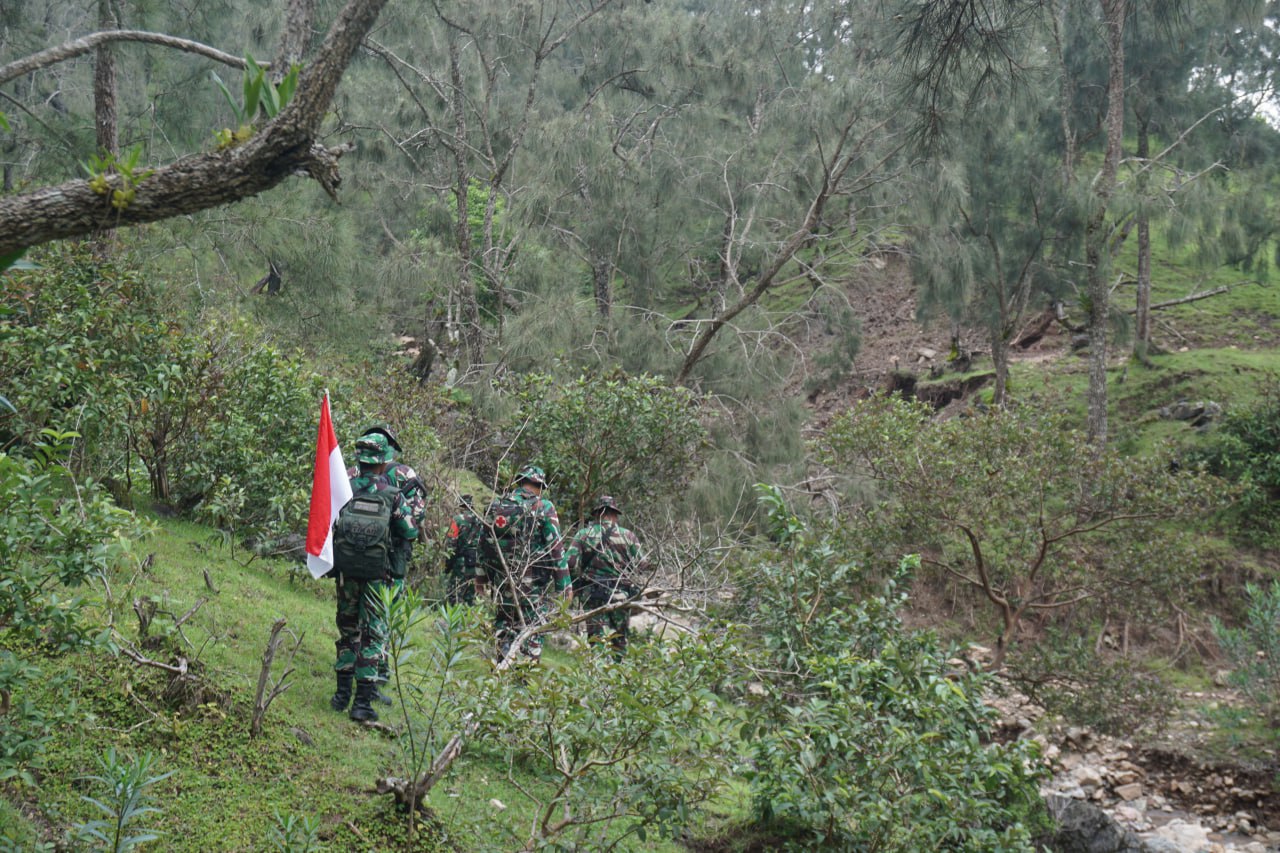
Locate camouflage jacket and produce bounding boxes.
[566,521,647,583]
[485,485,570,590]
[348,461,427,529]
[349,471,418,543]
[445,508,483,575]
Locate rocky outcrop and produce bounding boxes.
[989,691,1280,853]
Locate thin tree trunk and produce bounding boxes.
[592,256,612,318]
[272,0,314,80]
[93,1,118,158]
[990,323,1009,407]
[92,0,119,257]
[1085,0,1127,447]
[447,36,483,365]
[1134,110,1152,357]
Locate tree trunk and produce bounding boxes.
[447,36,483,365]
[1085,0,1127,448]
[1134,109,1152,357]
[990,323,1009,407]
[272,0,314,80]
[592,255,612,319]
[93,0,119,158]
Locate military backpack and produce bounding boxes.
[332,488,395,580]
[479,496,538,580]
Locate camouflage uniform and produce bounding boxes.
[347,425,427,693]
[331,433,417,721]
[480,466,571,662]
[443,496,483,605]
[566,495,647,658]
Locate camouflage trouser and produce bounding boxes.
[444,556,477,606]
[583,576,633,659]
[493,572,552,662]
[334,575,391,682]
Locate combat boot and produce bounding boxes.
[349,679,379,723]
[329,671,354,712]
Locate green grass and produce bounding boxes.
[2,512,697,852]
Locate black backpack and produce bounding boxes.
[332,488,395,580]
[479,496,537,580]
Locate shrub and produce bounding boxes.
[74,749,173,853]
[0,432,145,784]
[818,394,1219,670]
[1184,385,1280,547]
[736,487,1047,850]
[1010,631,1174,736]
[1212,580,1280,724]
[502,371,706,526]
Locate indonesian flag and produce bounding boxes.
[305,392,353,579]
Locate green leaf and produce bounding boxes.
[243,53,265,119]
[210,71,241,123]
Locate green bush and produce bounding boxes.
[0,244,177,482]
[0,432,145,785]
[818,394,1219,670]
[1212,580,1280,723]
[735,487,1047,850]
[1185,386,1280,547]
[503,371,706,526]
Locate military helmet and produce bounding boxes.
[516,465,548,487]
[458,494,474,509]
[593,495,622,515]
[361,423,402,453]
[354,432,393,465]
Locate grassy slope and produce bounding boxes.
[1,512,702,852]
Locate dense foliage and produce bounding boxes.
[0,433,144,786]
[502,372,706,526]
[819,394,1219,672]
[1185,386,1280,547]
[736,487,1047,849]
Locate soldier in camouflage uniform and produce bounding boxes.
[479,465,571,663]
[348,424,427,705]
[443,495,483,605]
[566,495,648,659]
[331,432,418,723]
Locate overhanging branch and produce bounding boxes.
[0,0,389,257]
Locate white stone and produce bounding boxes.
[1153,818,1211,850]
[489,798,506,811]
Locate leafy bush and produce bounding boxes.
[1185,386,1280,547]
[0,245,407,537]
[819,394,1219,670]
[0,244,179,481]
[1212,580,1280,724]
[502,371,706,526]
[0,432,145,784]
[735,487,1047,850]
[161,324,326,533]
[485,632,735,849]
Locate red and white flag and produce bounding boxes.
[305,392,353,579]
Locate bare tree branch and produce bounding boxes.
[0,30,260,88]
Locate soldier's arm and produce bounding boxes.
[392,493,418,541]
